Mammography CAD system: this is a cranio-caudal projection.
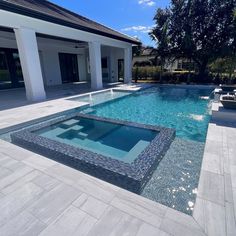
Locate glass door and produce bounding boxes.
[0,48,24,90]
[0,50,11,89]
[59,53,79,83]
[12,52,24,87]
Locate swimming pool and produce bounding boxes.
[6,85,213,215]
[80,85,213,214]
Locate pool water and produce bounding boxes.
[82,86,212,142]
[142,138,205,214]
[35,117,158,163]
[80,85,213,215]
[69,90,131,106]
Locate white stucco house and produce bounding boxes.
[0,0,140,102]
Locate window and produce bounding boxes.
[0,48,24,89]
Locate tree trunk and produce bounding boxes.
[197,60,208,82]
[160,59,164,83]
[229,56,236,84]
[187,58,192,84]
[160,63,163,83]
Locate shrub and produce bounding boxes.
[132,66,236,85]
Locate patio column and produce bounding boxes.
[88,41,103,90]
[14,27,46,101]
[124,46,132,83]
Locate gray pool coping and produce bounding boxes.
[10,112,175,193]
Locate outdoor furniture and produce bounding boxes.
[220,94,236,109]
[214,85,236,102]
[219,85,236,93]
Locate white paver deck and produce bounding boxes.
[0,84,235,236]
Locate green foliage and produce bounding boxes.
[209,57,236,83]
[132,44,142,57]
[150,0,236,79]
[132,66,161,80]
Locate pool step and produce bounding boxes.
[62,119,78,126]
[77,132,88,139]
[81,108,95,114]
[70,125,84,131]
[124,140,150,163]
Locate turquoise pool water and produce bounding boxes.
[35,117,157,163]
[69,90,131,106]
[81,85,213,215]
[82,86,212,142]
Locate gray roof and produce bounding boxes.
[0,0,140,44]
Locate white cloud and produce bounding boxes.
[138,0,155,7]
[122,25,154,33]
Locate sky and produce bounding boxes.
[50,0,170,47]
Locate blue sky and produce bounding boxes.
[50,0,170,46]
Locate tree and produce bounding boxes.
[132,38,142,57]
[150,0,236,80]
[226,8,236,81]
[150,8,171,81]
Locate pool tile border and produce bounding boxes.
[10,112,175,193]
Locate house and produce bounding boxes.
[0,0,140,101]
[133,47,195,71]
[133,47,156,67]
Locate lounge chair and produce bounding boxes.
[220,94,236,109]
[219,85,236,94]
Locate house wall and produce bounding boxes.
[165,59,179,72]
[77,54,87,82]
[133,55,155,66]
[85,46,124,83]
[40,50,61,86]
[101,46,124,82]
[0,31,89,86]
[37,37,88,86]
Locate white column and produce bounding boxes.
[124,46,133,84]
[88,41,103,90]
[14,27,46,101]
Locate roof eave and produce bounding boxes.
[0,1,141,45]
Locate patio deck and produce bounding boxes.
[0,82,120,111]
[0,84,235,236]
[0,82,145,130]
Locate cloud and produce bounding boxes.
[138,0,156,7]
[122,25,154,33]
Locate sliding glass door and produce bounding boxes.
[59,53,79,83]
[0,48,24,90]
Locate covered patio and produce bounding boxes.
[0,81,124,111]
[0,0,138,103]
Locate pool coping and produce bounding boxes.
[10,112,175,193]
